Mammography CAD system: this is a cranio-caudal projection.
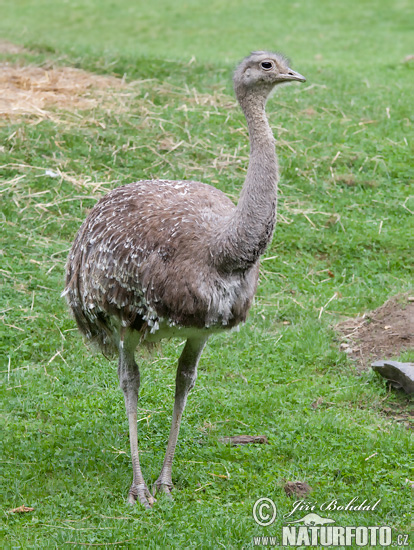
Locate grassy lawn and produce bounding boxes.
[1,0,413,548]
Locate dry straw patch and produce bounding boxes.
[0,62,128,121]
[0,40,26,55]
[0,44,234,125]
[0,47,252,185]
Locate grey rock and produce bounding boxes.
[371,361,414,394]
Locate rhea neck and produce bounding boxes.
[214,84,279,272]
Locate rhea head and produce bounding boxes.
[233,51,306,102]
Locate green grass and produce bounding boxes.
[1,0,414,548]
[1,0,414,66]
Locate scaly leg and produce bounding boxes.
[118,334,155,508]
[153,335,208,496]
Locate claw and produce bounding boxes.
[153,479,174,499]
[128,482,156,508]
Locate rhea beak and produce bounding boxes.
[281,69,306,83]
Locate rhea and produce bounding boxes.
[63,51,305,508]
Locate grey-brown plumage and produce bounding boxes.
[63,51,305,508]
[65,180,258,355]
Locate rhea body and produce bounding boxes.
[64,51,305,508]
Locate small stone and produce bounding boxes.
[340,342,354,354]
[371,361,414,394]
[45,169,60,178]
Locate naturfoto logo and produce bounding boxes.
[252,497,410,547]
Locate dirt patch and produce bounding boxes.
[336,294,414,370]
[0,62,127,120]
[283,481,312,499]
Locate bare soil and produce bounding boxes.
[337,295,414,428]
[283,481,313,499]
[336,294,414,371]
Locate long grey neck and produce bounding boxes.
[213,89,279,271]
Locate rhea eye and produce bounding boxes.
[261,61,274,70]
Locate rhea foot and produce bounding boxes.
[153,478,174,499]
[127,482,156,508]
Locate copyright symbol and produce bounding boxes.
[252,498,277,526]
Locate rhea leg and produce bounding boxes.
[118,335,154,508]
[154,335,208,496]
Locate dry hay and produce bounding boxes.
[0,40,26,55]
[0,44,251,185]
[0,63,127,120]
[0,47,233,124]
[336,294,414,370]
